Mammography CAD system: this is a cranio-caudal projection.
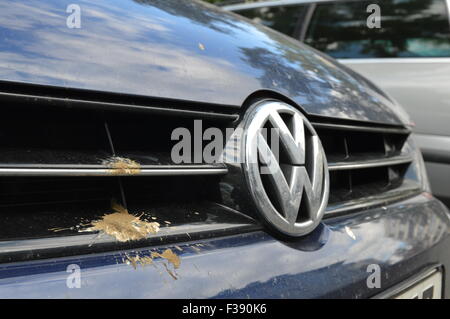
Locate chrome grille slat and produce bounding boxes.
[0,96,237,247]
[328,154,413,171]
[0,166,228,177]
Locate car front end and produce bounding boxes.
[0,0,448,299]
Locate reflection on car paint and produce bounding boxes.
[0,0,408,125]
[126,248,181,280]
[2,194,448,298]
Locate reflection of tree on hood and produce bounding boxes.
[133,0,245,34]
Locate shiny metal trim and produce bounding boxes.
[0,167,228,177]
[312,122,410,134]
[0,91,239,121]
[329,155,413,171]
[324,186,422,217]
[243,100,329,237]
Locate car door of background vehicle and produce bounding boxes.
[303,0,450,206]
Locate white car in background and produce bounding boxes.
[226,0,450,207]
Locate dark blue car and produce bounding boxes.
[0,0,448,299]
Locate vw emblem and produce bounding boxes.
[243,100,329,237]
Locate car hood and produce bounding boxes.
[0,0,409,126]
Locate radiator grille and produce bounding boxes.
[313,123,419,216]
[0,96,246,248]
[0,86,423,261]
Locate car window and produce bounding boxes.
[305,0,450,58]
[235,5,308,38]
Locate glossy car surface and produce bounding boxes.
[0,0,408,125]
[0,0,449,299]
[1,195,449,298]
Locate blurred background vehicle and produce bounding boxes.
[224,0,450,207]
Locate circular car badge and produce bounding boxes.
[242,100,329,237]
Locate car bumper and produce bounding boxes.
[0,193,449,298]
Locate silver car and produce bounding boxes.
[226,0,450,207]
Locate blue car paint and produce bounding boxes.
[0,0,447,299]
[1,193,448,298]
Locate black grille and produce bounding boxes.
[314,123,419,215]
[0,92,248,249]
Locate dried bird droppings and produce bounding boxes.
[85,202,160,242]
[103,156,141,175]
[143,248,182,280]
[151,249,181,269]
[126,254,154,269]
[163,263,178,280]
[125,249,181,280]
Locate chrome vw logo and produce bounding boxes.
[243,100,329,237]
